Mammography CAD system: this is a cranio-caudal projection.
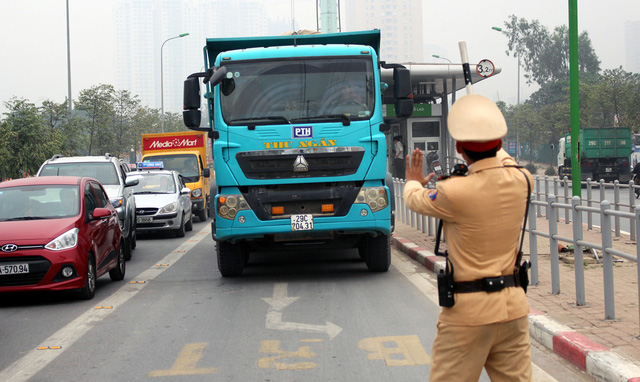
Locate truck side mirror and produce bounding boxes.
[393,67,413,118]
[183,77,201,128]
[202,168,211,178]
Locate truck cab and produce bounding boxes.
[182,30,413,276]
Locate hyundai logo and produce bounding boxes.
[1,244,18,253]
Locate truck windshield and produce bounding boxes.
[143,154,200,181]
[220,56,375,125]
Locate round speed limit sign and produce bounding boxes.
[476,59,495,78]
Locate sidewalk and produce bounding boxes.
[392,216,640,382]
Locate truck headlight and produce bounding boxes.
[355,187,388,213]
[45,228,79,251]
[217,194,250,220]
[159,202,178,214]
[191,188,203,198]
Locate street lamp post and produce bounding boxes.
[66,0,72,114]
[432,54,451,63]
[161,32,189,132]
[493,26,520,161]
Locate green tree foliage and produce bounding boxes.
[0,85,176,180]
[501,15,601,86]
[582,68,640,131]
[0,98,61,179]
[496,15,640,167]
[75,84,116,156]
[112,89,142,158]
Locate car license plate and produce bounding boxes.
[291,214,314,231]
[137,216,153,223]
[0,264,29,275]
[605,167,613,173]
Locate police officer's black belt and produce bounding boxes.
[453,274,519,293]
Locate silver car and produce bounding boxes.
[129,169,193,237]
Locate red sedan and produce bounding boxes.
[0,176,125,299]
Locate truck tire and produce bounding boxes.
[217,241,246,277]
[361,234,391,272]
[198,207,207,222]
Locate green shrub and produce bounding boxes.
[525,163,538,174]
[545,166,557,176]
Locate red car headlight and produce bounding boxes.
[45,228,79,251]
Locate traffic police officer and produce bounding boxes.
[404,94,533,381]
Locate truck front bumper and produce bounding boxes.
[191,197,205,212]
[213,206,391,243]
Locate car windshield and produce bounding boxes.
[0,185,79,221]
[220,56,375,124]
[39,162,120,185]
[131,174,176,194]
[141,154,199,180]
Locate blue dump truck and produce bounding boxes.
[182,30,413,276]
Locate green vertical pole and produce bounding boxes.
[569,0,581,197]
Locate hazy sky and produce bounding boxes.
[1,0,639,114]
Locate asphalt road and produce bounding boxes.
[0,219,593,381]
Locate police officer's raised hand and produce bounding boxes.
[405,148,434,186]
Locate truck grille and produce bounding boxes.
[236,147,364,180]
[243,182,360,220]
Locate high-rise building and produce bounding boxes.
[343,0,423,63]
[625,20,640,74]
[114,0,266,113]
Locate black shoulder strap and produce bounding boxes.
[510,166,531,266]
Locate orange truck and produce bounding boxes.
[141,131,212,221]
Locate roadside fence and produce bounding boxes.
[392,175,640,334]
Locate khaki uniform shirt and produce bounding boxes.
[403,149,532,326]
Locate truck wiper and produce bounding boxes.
[228,116,290,125]
[290,114,351,126]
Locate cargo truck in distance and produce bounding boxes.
[181,30,413,276]
[141,131,211,221]
[557,127,632,183]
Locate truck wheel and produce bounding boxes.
[198,207,207,222]
[217,241,246,277]
[362,234,391,272]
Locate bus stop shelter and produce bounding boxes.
[381,62,501,178]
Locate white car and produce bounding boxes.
[128,167,193,238]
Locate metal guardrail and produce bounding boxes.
[392,176,640,334]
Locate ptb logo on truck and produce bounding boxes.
[292,126,313,139]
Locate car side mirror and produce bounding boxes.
[125,177,139,187]
[92,207,112,219]
[181,187,191,195]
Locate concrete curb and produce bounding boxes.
[392,235,640,382]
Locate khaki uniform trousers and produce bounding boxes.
[429,316,531,382]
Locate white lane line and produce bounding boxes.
[391,250,558,382]
[0,226,211,382]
